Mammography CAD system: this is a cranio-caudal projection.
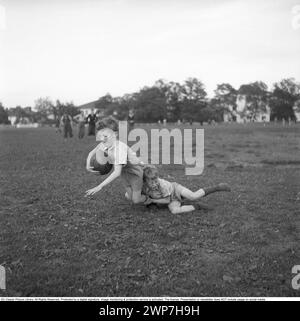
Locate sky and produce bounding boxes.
[0,0,300,107]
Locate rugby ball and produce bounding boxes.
[90,153,112,175]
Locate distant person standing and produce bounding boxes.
[60,113,73,139]
[128,109,135,131]
[55,117,61,133]
[96,109,103,121]
[77,111,85,139]
[87,109,97,136]
[113,110,119,119]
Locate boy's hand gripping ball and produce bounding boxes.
[90,151,113,175]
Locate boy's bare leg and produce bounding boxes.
[180,183,231,201]
[168,200,195,214]
[180,186,205,200]
[125,187,133,201]
[131,190,148,204]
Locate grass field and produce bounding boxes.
[0,123,299,297]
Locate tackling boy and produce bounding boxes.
[142,165,231,214]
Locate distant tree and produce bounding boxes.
[103,100,122,119]
[34,97,54,117]
[6,106,37,124]
[180,78,207,122]
[15,106,29,123]
[238,81,269,120]
[61,101,79,117]
[182,78,207,101]
[0,102,10,124]
[214,83,237,114]
[133,86,167,122]
[92,93,130,120]
[111,95,136,120]
[207,98,226,122]
[34,98,79,124]
[95,93,113,112]
[154,80,184,121]
[213,83,238,121]
[53,100,64,120]
[269,78,300,120]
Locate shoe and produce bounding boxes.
[146,203,159,210]
[194,202,213,211]
[217,183,231,192]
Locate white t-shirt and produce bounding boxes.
[97,140,142,170]
[95,140,144,189]
[142,178,174,199]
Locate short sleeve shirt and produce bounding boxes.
[98,141,140,166]
[142,178,174,199]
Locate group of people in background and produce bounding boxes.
[57,109,135,140]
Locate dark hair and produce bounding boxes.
[96,116,119,132]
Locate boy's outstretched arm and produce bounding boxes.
[149,196,171,204]
[85,165,122,196]
[86,146,99,172]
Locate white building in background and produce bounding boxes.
[8,115,17,125]
[255,106,271,122]
[223,94,245,123]
[224,94,270,123]
[76,100,98,117]
[293,101,300,122]
[294,110,300,121]
[76,100,106,118]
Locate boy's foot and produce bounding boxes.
[146,203,159,210]
[194,202,213,211]
[217,183,231,192]
[203,183,231,196]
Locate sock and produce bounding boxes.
[204,183,231,196]
[194,202,213,211]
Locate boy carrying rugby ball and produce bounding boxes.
[85,116,149,205]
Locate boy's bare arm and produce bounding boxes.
[86,146,99,172]
[148,196,171,204]
[85,165,122,196]
[98,165,122,189]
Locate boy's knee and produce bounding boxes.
[131,193,144,204]
[168,205,179,214]
[125,188,133,201]
[131,192,145,204]
[170,208,178,214]
[131,196,141,204]
[189,193,198,201]
[170,207,181,214]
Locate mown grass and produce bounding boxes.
[0,123,299,297]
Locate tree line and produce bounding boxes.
[0,99,79,125]
[1,77,300,124]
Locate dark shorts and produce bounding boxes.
[170,182,185,202]
[121,164,144,192]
